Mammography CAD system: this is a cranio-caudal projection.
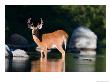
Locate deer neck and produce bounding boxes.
[32,29,42,47]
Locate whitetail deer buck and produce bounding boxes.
[27,18,68,61]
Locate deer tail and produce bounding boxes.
[63,33,68,50]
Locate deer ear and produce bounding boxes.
[37,23,43,29]
[30,26,34,29]
[35,18,43,29]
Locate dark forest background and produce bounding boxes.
[5,5,106,49]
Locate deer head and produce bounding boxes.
[27,18,43,30]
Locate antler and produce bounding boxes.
[27,18,34,29]
[27,18,33,25]
[40,18,43,24]
[27,18,31,24]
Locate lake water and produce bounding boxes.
[5,50,106,72]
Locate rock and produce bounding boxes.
[69,26,97,49]
[5,44,13,57]
[5,44,29,58]
[8,34,29,49]
[12,49,29,57]
[79,51,96,61]
[5,45,10,56]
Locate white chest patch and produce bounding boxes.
[51,44,56,49]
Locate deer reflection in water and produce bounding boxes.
[31,58,65,72]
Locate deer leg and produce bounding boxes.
[57,47,65,61]
[40,50,43,62]
[44,50,47,61]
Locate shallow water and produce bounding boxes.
[66,53,105,72]
[5,51,106,72]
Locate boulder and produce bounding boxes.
[8,34,29,49]
[69,27,97,49]
[5,44,13,57]
[12,49,29,57]
[5,44,29,58]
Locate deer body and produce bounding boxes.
[28,18,68,61]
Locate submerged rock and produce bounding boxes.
[69,27,97,49]
[12,49,29,57]
[79,50,96,61]
[5,44,29,58]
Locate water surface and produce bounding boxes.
[5,50,106,72]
